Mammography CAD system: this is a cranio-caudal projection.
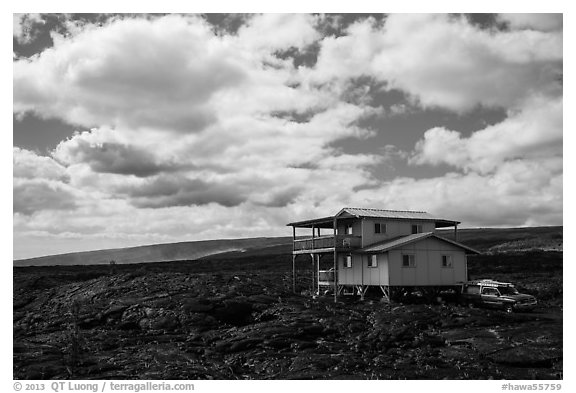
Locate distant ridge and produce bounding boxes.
[14,237,293,267]
[437,226,562,253]
[13,226,562,267]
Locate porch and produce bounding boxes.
[292,234,362,254]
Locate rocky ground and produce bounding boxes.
[13,251,562,380]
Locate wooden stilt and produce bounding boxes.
[292,226,296,293]
[356,285,368,300]
[379,285,390,302]
[333,217,338,303]
[310,253,315,296]
[292,254,296,293]
[316,254,320,295]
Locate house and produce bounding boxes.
[287,207,480,301]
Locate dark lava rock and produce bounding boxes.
[13,254,563,380]
[228,338,263,352]
[263,338,291,349]
[149,314,180,331]
[213,300,253,326]
[182,299,214,313]
[488,347,559,368]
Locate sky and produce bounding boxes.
[12,13,563,259]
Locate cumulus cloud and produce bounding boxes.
[13,13,44,44]
[499,13,563,32]
[14,147,68,181]
[54,129,184,177]
[115,175,248,208]
[13,148,79,216]
[14,15,247,131]
[351,163,562,227]
[399,89,562,227]
[412,96,563,174]
[13,178,77,215]
[307,13,562,112]
[237,14,320,52]
[12,13,563,258]
[40,90,379,211]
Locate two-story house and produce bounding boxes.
[287,207,479,301]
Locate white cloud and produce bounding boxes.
[53,128,185,177]
[412,96,562,174]
[12,14,563,258]
[13,178,78,215]
[392,93,563,227]
[13,147,68,181]
[351,162,562,227]
[13,13,44,44]
[499,13,563,32]
[14,15,247,131]
[13,148,84,217]
[307,13,562,112]
[237,14,320,52]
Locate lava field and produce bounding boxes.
[13,251,562,380]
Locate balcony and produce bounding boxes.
[293,235,362,253]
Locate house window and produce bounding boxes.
[345,224,353,235]
[402,254,416,268]
[442,255,453,268]
[411,224,423,234]
[369,255,378,268]
[374,223,386,234]
[345,255,352,268]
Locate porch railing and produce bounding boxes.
[293,235,361,252]
[318,270,336,283]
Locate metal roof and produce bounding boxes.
[337,207,460,226]
[357,232,480,254]
[286,216,336,228]
[287,207,460,228]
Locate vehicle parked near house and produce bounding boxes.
[460,279,537,312]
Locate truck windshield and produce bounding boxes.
[498,286,519,295]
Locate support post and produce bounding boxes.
[454,224,458,241]
[361,254,364,292]
[292,254,296,293]
[356,285,368,301]
[380,285,390,302]
[312,225,315,250]
[292,226,296,293]
[333,217,338,303]
[316,254,320,295]
[310,253,315,296]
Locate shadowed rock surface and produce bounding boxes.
[13,251,562,379]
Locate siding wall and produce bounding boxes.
[337,253,389,286]
[336,237,467,287]
[336,220,363,236]
[387,237,467,286]
[361,219,436,247]
[333,218,438,244]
